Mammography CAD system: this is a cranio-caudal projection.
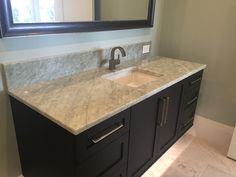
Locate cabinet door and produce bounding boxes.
[127,96,158,177]
[155,83,182,155]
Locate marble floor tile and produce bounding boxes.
[142,133,236,177]
[200,165,234,177]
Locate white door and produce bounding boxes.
[228,126,236,160]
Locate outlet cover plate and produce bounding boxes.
[143,45,150,54]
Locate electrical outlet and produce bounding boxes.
[143,45,150,54]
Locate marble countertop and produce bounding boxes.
[8,57,206,135]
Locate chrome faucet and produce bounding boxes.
[109,47,126,70]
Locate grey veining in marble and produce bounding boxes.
[3,41,151,90]
[4,57,206,135]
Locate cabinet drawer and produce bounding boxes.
[185,70,203,90]
[183,86,200,109]
[178,71,204,135]
[76,109,130,164]
[181,101,197,128]
[76,133,128,177]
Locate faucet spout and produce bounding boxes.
[110,47,126,59]
[109,47,126,70]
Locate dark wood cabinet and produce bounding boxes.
[10,97,77,177]
[76,110,130,164]
[77,133,129,177]
[177,71,203,137]
[109,168,127,177]
[127,96,158,177]
[76,110,130,177]
[127,83,183,177]
[155,83,182,156]
[10,97,130,177]
[10,70,204,177]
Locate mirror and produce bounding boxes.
[0,0,156,37]
[10,0,150,23]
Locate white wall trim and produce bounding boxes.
[188,115,235,154]
[227,126,236,160]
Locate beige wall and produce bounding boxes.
[0,0,164,176]
[62,0,94,21]
[159,0,236,126]
[54,0,94,22]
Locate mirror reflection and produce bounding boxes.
[10,0,149,23]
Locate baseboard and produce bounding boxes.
[227,127,236,160]
[189,115,234,154]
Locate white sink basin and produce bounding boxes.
[102,67,163,88]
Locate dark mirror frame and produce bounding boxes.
[0,0,156,37]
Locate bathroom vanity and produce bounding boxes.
[3,54,206,177]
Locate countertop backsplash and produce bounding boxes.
[2,41,151,90]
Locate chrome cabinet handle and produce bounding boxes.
[187,96,198,106]
[158,98,166,127]
[158,97,170,127]
[190,77,201,85]
[91,123,124,144]
[164,97,170,125]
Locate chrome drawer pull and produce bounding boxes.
[91,123,124,144]
[190,77,201,85]
[187,97,198,106]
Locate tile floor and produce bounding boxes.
[142,134,236,177]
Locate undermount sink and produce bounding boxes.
[102,67,163,88]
